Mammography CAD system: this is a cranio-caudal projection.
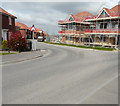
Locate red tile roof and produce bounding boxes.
[75,11,93,22]
[43,31,48,36]
[0,7,17,18]
[35,29,48,36]
[30,28,48,35]
[97,5,120,17]
[16,22,48,35]
[15,22,29,30]
[58,12,94,24]
[110,5,120,16]
[35,28,42,33]
[67,12,93,22]
[85,5,120,21]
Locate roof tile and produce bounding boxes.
[0,7,17,18]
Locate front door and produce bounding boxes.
[2,29,8,41]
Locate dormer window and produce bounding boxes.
[98,9,109,18]
[69,16,74,21]
[9,16,12,25]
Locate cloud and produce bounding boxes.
[1,2,119,35]
[2,2,69,34]
[7,9,33,23]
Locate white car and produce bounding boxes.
[37,36,43,42]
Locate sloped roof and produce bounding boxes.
[110,5,120,16]
[15,22,29,30]
[36,28,42,32]
[0,7,17,18]
[68,12,93,22]
[97,5,120,17]
[35,29,48,36]
[34,28,42,33]
[75,11,93,21]
[43,31,48,36]
[85,5,120,21]
[32,28,48,35]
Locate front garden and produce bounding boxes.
[1,31,32,54]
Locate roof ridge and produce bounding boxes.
[0,7,17,18]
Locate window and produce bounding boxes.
[69,25,72,30]
[69,16,74,21]
[100,23,103,29]
[104,23,107,29]
[99,36,106,42]
[99,10,109,18]
[100,23,107,29]
[112,23,115,29]
[9,16,12,25]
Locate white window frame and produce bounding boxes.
[9,16,12,25]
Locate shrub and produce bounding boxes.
[2,40,8,51]
[8,31,27,52]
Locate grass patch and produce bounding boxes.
[44,42,115,51]
[0,46,1,49]
[0,52,17,55]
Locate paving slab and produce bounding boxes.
[1,49,48,65]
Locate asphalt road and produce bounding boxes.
[2,42,118,104]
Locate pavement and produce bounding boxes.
[2,42,118,104]
[1,49,48,65]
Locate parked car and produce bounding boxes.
[37,36,44,42]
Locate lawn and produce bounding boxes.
[0,53,17,55]
[44,42,116,51]
[0,46,2,51]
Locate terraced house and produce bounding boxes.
[58,5,120,48]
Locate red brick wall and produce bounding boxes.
[20,30,26,38]
[2,14,16,33]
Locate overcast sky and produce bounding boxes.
[1,0,119,35]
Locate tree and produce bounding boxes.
[8,31,27,52]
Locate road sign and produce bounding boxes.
[30,25,37,31]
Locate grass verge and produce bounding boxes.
[0,52,17,55]
[44,42,115,51]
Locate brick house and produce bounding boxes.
[34,29,48,39]
[0,7,17,42]
[16,23,48,39]
[15,22,31,38]
[29,28,48,39]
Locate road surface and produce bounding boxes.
[2,42,118,104]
